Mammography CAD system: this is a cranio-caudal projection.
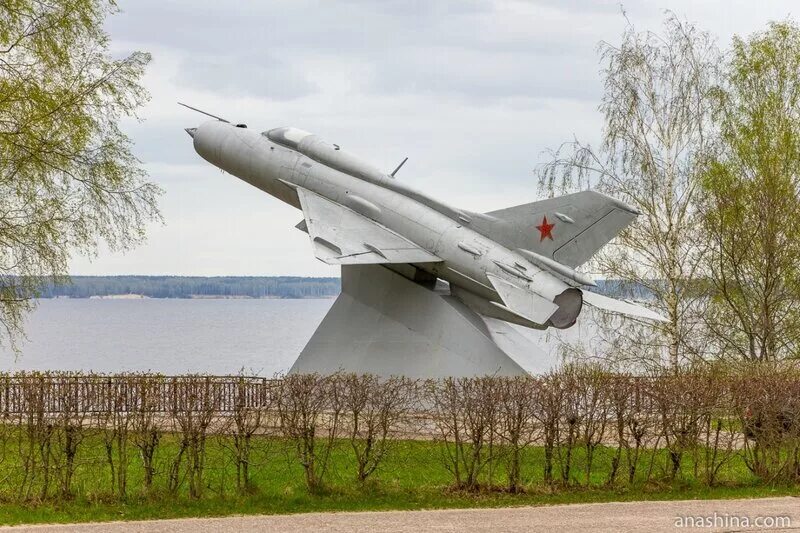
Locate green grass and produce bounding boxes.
[0,432,797,525]
[2,484,797,525]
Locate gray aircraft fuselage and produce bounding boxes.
[189,120,583,329]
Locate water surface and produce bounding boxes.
[0,298,582,375]
[0,299,333,375]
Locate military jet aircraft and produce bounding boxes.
[183,104,663,376]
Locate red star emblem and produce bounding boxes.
[536,215,555,241]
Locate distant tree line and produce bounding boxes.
[31,276,640,300]
[35,276,341,299]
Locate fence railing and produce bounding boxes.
[0,374,280,414]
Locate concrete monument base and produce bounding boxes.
[289,265,538,378]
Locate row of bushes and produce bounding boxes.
[0,364,798,502]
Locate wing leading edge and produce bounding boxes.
[296,187,441,265]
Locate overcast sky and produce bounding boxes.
[68,0,797,277]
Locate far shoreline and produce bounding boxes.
[44,294,338,300]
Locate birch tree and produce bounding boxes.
[0,1,160,348]
[539,14,719,370]
[701,21,800,361]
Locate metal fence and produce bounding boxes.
[0,374,281,415]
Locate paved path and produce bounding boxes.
[4,497,799,532]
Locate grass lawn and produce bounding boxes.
[0,434,797,525]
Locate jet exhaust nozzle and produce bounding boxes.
[548,287,583,329]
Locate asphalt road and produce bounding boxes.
[4,497,799,532]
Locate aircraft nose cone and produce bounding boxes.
[185,127,197,138]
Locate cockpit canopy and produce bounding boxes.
[264,127,313,149]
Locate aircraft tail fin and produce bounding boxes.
[473,191,639,268]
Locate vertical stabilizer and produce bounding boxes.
[473,191,639,267]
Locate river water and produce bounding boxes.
[0,298,578,375]
[0,299,334,376]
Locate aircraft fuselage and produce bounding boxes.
[190,120,582,329]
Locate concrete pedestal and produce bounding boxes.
[290,265,540,378]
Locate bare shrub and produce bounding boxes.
[276,373,342,493]
[130,375,163,493]
[496,377,539,492]
[221,376,273,494]
[574,366,612,486]
[428,377,500,491]
[170,376,222,498]
[531,372,562,485]
[607,374,628,485]
[788,371,800,481]
[96,377,133,498]
[50,374,90,499]
[732,362,800,482]
[553,365,614,486]
[648,370,703,481]
[606,375,653,485]
[15,372,56,501]
[681,365,736,486]
[0,376,11,495]
[0,416,10,497]
[340,374,415,483]
[554,367,580,485]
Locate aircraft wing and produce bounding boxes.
[296,188,441,265]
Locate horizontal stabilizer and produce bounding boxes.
[582,290,667,322]
[486,273,558,325]
[296,187,441,265]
